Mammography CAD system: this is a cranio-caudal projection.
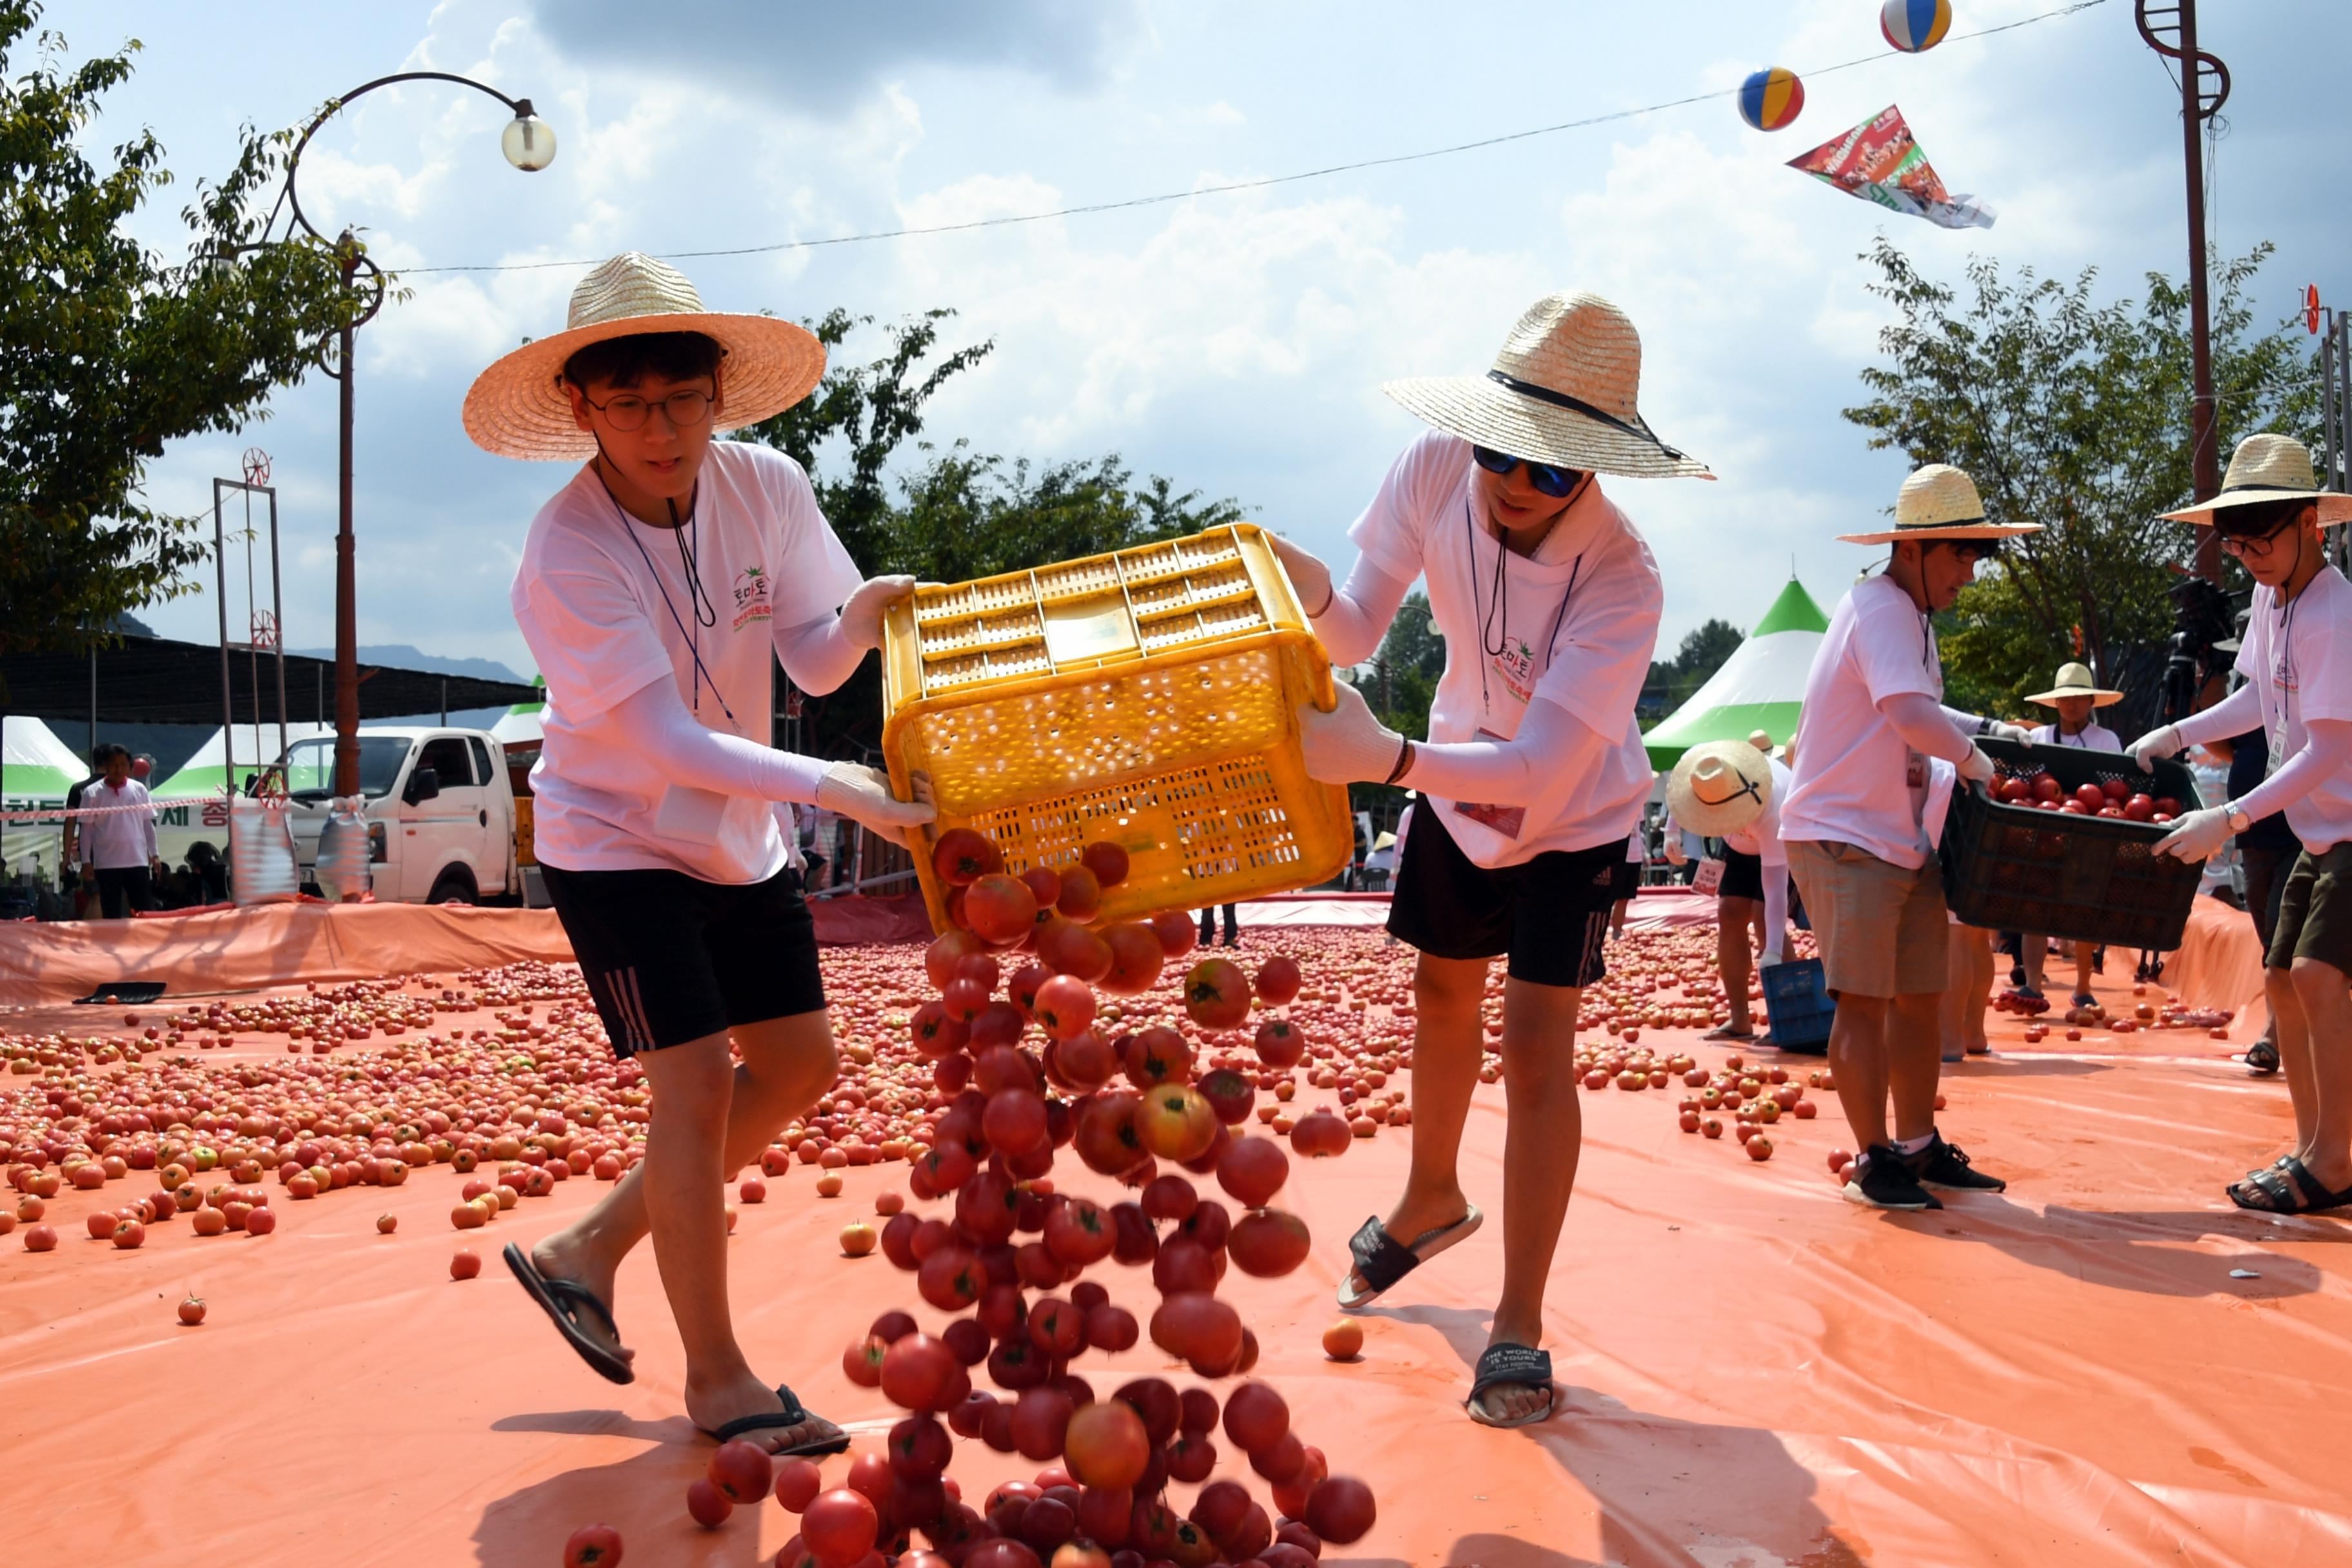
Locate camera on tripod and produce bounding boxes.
[2161,576,2237,726]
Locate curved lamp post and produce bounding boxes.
[276,74,555,799]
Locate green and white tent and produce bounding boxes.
[1,716,92,877]
[1643,578,1830,769]
[491,676,547,750]
[151,723,334,801]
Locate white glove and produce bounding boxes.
[1761,948,1783,969]
[838,575,916,651]
[1959,744,1997,786]
[2128,725,2183,774]
[2153,803,2233,862]
[1664,836,1688,867]
[816,761,935,836]
[1983,721,2034,745]
[1270,535,1333,618]
[1298,683,1406,785]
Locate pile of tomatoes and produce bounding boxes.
[1988,766,2180,824]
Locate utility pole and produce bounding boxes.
[2136,1,2231,582]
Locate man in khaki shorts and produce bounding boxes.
[1779,466,2037,1210]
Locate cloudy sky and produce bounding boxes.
[51,0,2352,679]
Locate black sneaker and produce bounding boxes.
[1845,1147,1943,1210]
[1906,1132,2006,1193]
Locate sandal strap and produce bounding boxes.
[1469,1342,1554,1398]
[542,1276,620,1339]
[2233,1166,2306,1213]
[1347,1217,1420,1293]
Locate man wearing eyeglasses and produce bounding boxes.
[2127,433,2352,1214]
[1273,293,1712,1427]
[1780,465,2040,1212]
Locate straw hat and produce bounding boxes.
[1665,740,1771,838]
[463,253,827,460]
[2157,433,2352,526]
[2025,662,2122,708]
[1837,464,2044,545]
[1382,293,1712,480]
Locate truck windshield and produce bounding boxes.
[275,737,411,801]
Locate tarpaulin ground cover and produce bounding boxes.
[4,930,2347,1567]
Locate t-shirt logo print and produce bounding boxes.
[1492,636,1539,705]
[732,564,774,631]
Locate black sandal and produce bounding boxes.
[702,1383,851,1454]
[1335,1205,1482,1310]
[1465,1342,1556,1429]
[504,1243,632,1385]
[2228,1157,2352,1215]
[2246,1038,2280,1075]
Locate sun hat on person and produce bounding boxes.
[2025,662,2122,708]
[463,251,827,461]
[1381,293,1713,480]
[1665,740,1772,837]
[2157,433,2352,527]
[1837,464,2043,545]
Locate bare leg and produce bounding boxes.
[1478,974,1584,1423]
[1829,992,1894,1151]
[1712,896,1758,1035]
[2266,966,2318,1156]
[2021,933,2048,993]
[1965,928,1994,1054]
[2286,959,2352,1189]
[533,1010,838,1447]
[1345,954,1484,1297]
[1938,928,1972,1061]
[1886,991,1945,1142]
[2072,943,2095,1003]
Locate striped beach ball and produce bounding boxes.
[1737,68,1805,132]
[1881,0,1954,53]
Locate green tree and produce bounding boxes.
[1843,237,2319,721]
[0,3,358,669]
[1640,616,1745,724]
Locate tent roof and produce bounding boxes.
[1,716,90,800]
[152,723,337,799]
[1644,578,1829,770]
[0,636,537,726]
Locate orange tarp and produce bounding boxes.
[3,925,2345,1565]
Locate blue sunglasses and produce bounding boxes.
[1472,445,1582,499]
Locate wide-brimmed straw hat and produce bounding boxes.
[2157,433,2352,526]
[464,252,827,460]
[1666,740,1770,838]
[1382,293,1712,480]
[1838,464,2044,545]
[2026,662,2122,708]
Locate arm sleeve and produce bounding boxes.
[1398,696,1587,807]
[142,792,160,862]
[1310,556,1415,669]
[1763,872,1788,953]
[2230,716,2352,822]
[772,612,867,698]
[1881,691,1976,765]
[2173,681,2262,749]
[1941,705,1989,736]
[602,679,830,805]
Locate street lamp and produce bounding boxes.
[273,72,555,800]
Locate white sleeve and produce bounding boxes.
[142,790,160,862]
[1762,870,1788,954]
[1310,556,1415,670]
[1398,696,1586,808]
[603,678,830,805]
[772,612,866,697]
[1882,692,1975,765]
[2173,682,2262,749]
[2232,717,2352,823]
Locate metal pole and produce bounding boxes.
[86,647,95,757]
[2178,0,2220,583]
[269,485,289,776]
[214,480,235,796]
[334,236,361,799]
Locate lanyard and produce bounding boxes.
[1464,493,1584,718]
[597,466,740,729]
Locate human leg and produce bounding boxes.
[1344,952,1487,1299]
[1476,971,1585,1424]
[2285,957,2352,1190]
[1965,925,1994,1054]
[2021,933,2048,994]
[1828,992,1895,1151]
[1710,894,1759,1036]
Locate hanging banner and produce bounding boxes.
[1787,104,1995,230]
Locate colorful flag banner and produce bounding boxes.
[1787,104,1994,230]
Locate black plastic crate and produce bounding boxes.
[1939,738,2205,950]
[1761,957,1833,1055]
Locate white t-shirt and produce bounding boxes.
[1721,756,1794,866]
[1349,431,1660,868]
[512,442,862,883]
[2235,565,2352,852]
[1781,573,1946,870]
[82,779,159,870]
[2028,720,2122,752]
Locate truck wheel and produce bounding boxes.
[427,868,478,906]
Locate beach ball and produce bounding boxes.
[1737,68,1805,132]
[1881,0,1954,53]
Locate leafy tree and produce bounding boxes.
[0,3,358,672]
[1843,237,2319,725]
[1344,591,1446,822]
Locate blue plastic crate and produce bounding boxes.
[1761,957,1834,1055]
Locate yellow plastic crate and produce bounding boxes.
[881,524,1353,930]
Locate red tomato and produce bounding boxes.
[801,1489,880,1563]
[1148,1292,1242,1367]
[684,1478,732,1529]
[934,828,1004,887]
[1253,955,1302,1006]
[1148,909,1199,960]
[966,874,1039,945]
[1135,1086,1219,1162]
[2074,782,2108,810]
[1063,1401,1151,1490]
[1010,1386,1076,1461]
[1215,1135,1288,1206]
[2101,776,2131,801]
[1081,841,1131,888]
[1055,866,1102,921]
[1032,975,1097,1041]
[1252,1018,1305,1069]
[2124,794,2156,820]
[926,929,991,989]
[1196,1067,1255,1125]
[1182,958,1253,1031]
[1042,1195,1117,1266]
[707,1438,772,1504]
[1226,1208,1311,1277]
[1304,1476,1378,1545]
[1221,1380,1290,1454]
[1123,1026,1193,1089]
[774,1456,824,1512]
[562,1523,624,1567]
[1097,922,1165,995]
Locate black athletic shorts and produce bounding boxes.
[1387,807,1620,988]
[540,861,825,1057]
[1609,851,1643,902]
[1718,847,1765,903]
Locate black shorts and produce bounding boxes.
[1610,851,1643,901]
[540,861,825,1057]
[1387,807,1620,988]
[2266,843,2352,974]
[1718,847,1765,903]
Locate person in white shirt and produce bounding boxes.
[2016,662,2126,1006]
[1781,464,2039,1211]
[78,745,161,917]
[2126,433,2352,1213]
[1667,736,1790,1039]
[465,253,933,1451]
[1279,291,1711,1426]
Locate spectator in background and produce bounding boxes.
[59,744,105,918]
[2018,663,2125,1009]
[186,840,230,905]
[1665,740,1783,1041]
[79,744,162,917]
[1199,903,1239,947]
[798,805,834,893]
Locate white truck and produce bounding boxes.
[272,727,520,905]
